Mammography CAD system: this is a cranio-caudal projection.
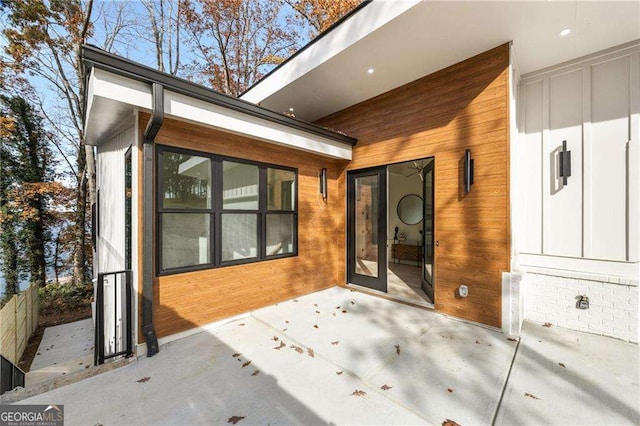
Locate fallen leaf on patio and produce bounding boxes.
[342,310,347,313]
[274,341,286,350]
[238,323,245,326]
[290,345,304,354]
[293,299,299,302]
[350,289,355,292]
[228,416,245,424]
[336,371,343,375]
[137,377,150,383]
[272,336,279,342]
[507,337,517,342]
[331,341,339,345]
[232,353,242,358]
[558,363,566,368]
[542,322,552,328]
[525,392,540,400]
[447,388,454,393]
[242,360,251,368]
[332,313,336,317]
[442,419,460,426]
[315,310,320,314]
[252,370,260,376]
[307,348,315,358]
[350,301,355,305]
[282,328,288,331]
[395,345,401,355]
[475,340,480,344]
[313,324,319,329]
[314,303,318,307]
[285,320,290,324]
[351,389,367,397]
[381,384,392,391]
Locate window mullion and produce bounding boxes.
[213,155,222,266]
[259,166,267,259]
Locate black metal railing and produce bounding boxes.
[95,270,133,366]
[1,354,25,395]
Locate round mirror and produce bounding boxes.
[397,194,423,225]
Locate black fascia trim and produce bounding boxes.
[81,45,357,147]
[240,0,373,97]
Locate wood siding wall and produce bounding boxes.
[317,44,511,328]
[138,112,345,338]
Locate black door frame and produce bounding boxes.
[346,167,387,292]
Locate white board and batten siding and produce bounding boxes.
[517,42,640,342]
[97,121,137,274]
[95,117,139,351]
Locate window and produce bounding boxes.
[157,146,297,274]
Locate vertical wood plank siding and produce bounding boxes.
[138,112,346,338]
[316,44,510,328]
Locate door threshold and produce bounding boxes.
[345,283,435,310]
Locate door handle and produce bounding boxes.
[435,240,439,247]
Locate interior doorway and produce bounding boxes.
[347,158,434,306]
[387,158,434,305]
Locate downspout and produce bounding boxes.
[141,82,163,357]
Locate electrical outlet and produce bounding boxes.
[577,295,589,310]
[459,285,468,298]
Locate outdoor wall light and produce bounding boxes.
[559,140,571,185]
[319,168,328,200]
[464,149,474,193]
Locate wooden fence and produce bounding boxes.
[0,284,39,365]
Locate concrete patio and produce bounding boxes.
[14,287,640,425]
[26,318,94,387]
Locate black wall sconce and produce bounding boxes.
[319,168,327,200]
[559,140,571,185]
[464,149,474,193]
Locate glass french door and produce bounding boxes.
[347,167,387,292]
[421,160,434,301]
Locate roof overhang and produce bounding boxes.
[241,0,640,122]
[82,46,356,160]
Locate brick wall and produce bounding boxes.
[523,269,639,343]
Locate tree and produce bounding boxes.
[1,0,100,284]
[0,107,20,297]
[181,0,298,96]
[140,0,182,75]
[0,95,61,289]
[283,0,362,38]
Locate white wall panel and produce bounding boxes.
[97,123,135,274]
[590,56,630,260]
[521,81,543,254]
[546,70,583,257]
[518,42,639,271]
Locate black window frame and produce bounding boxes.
[157,145,298,275]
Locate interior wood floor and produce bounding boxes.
[387,262,433,305]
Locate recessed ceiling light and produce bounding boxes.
[559,28,572,37]
[367,68,374,74]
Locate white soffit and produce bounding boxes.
[243,0,640,122]
[84,69,352,160]
[241,0,422,105]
